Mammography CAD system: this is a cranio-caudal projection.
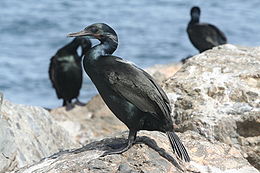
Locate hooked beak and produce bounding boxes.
[67,30,102,40]
[67,30,92,37]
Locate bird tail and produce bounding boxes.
[166,131,190,162]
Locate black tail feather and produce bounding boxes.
[166,131,190,162]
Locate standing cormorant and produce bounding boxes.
[49,37,92,109]
[68,23,190,162]
[187,6,227,53]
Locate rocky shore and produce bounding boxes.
[0,44,259,173]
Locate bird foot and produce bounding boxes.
[106,142,128,149]
[101,143,131,157]
[101,130,137,157]
[74,99,85,106]
[65,103,74,111]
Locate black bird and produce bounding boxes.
[68,23,190,162]
[187,6,227,53]
[49,37,92,109]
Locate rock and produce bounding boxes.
[14,131,258,173]
[163,44,260,170]
[2,45,260,172]
[50,95,127,144]
[0,98,78,173]
[145,63,182,84]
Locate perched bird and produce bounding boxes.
[187,6,227,53]
[49,37,92,109]
[68,23,190,162]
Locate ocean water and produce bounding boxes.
[0,0,260,108]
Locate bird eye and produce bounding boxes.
[91,27,98,33]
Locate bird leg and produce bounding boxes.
[101,130,137,157]
[62,100,66,106]
[64,100,74,111]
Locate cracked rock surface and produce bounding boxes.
[0,99,78,173]
[163,44,260,170]
[1,44,259,172]
[13,131,258,173]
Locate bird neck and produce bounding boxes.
[59,40,80,55]
[87,37,118,61]
[189,14,200,25]
[80,41,92,58]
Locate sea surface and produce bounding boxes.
[0,0,260,108]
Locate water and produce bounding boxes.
[0,0,260,108]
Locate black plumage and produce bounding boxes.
[187,6,227,53]
[49,37,91,108]
[68,23,190,162]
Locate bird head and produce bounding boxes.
[190,6,201,19]
[68,23,118,44]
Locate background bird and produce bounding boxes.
[187,6,227,53]
[68,23,190,162]
[49,37,92,110]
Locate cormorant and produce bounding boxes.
[187,6,227,53]
[49,37,92,109]
[68,23,190,162]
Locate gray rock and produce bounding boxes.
[145,63,182,84]
[0,99,78,173]
[14,131,258,173]
[2,44,260,172]
[163,44,260,170]
[50,95,127,144]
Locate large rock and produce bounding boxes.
[50,95,127,144]
[2,44,260,172]
[145,63,182,84]
[13,131,258,173]
[163,44,260,170]
[40,44,259,172]
[0,97,78,173]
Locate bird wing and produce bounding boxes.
[96,56,172,121]
[48,55,63,98]
[48,56,56,88]
[187,23,227,52]
[197,23,227,45]
[207,24,227,44]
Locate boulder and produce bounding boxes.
[13,131,258,173]
[2,44,260,172]
[47,44,259,172]
[163,44,260,170]
[145,63,182,84]
[0,97,78,173]
[50,95,127,144]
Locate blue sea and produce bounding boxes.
[0,0,260,108]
